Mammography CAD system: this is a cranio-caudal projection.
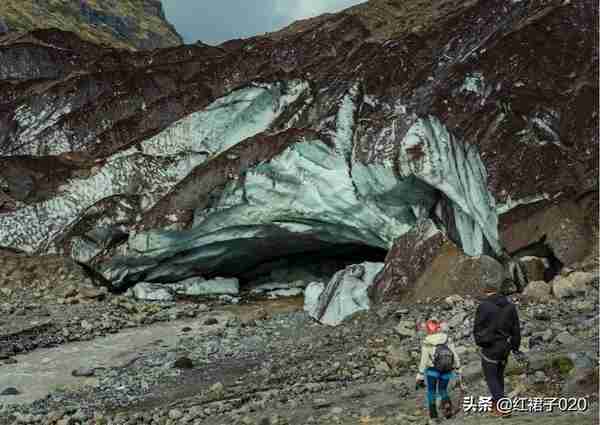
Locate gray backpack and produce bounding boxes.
[433,343,455,373]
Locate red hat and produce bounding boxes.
[425,320,441,335]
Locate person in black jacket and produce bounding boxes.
[473,278,523,416]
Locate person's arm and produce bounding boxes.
[448,341,462,375]
[473,303,487,346]
[510,304,521,352]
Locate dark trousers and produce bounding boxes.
[481,357,506,402]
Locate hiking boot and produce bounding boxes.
[490,401,512,417]
[428,403,438,419]
[441,399,453,419]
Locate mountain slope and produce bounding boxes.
[0,0,596,298]
[0,0,182,50]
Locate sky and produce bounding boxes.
[161,0,365,45]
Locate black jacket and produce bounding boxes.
[473,294,521,361]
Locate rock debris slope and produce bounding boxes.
[0,0,597,306]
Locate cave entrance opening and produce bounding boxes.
[511,236,563,283]
[228,243,388,295]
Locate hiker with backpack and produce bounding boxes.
[415,319,463,423]
[473,278,524,417]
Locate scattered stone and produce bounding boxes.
[71,367,95,377]
[444,295,464,305]
[447,311,468,329]
[555,331,578,346]
[532,308,552,321]
[552,272,592,299]
[170,276,240,296]
[78,286,107,300]
[531,370,547,384]
[60,285,79,299]
[131,282,174,302]
[385,345,412,369]
[1,387,19,395]
[168,409,184,420]
[174,356,194,369]
[209,382,225,399]
[523,281,552,303]
[204,317,219,326]
[395,320,416,337]
[313,398,332,408]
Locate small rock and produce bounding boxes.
[522,281,552,303]
[448,311,468,329]
[555,331,578,346]
[80,320,93,331]
[375,361,391,374]
[71,367,95,377]
[444,295,464,305]
[209,382,225,399]
[395,320,416,337]
[552,272,591,299]
[0,387,19,395]
[174,357,194,369]
[313,398,332,408]
[385,345,412,369]
[168,409,184,420]
[204,317,219,326]
[60,285,78,298]
[330,407,344,415]
[542,328,554,342]
[78,286,107,300]
[531,371,547,384]
[131,282,174,302]
[533,308,552,321]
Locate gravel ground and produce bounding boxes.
[1,282,598,425]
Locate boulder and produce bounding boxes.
[552,272,592,299]
[371,220,447,302]
[403,241,505,301]
[500,201,592,267]
[170,277,239,297]
[522,281,552,303]
[130,282,174,302]
[304,262,384,326]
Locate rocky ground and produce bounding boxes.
[0,268,598,425]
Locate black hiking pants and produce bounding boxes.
[481,357,506,402]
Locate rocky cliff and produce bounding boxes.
[0,0,597,304]
[0,0,182,50]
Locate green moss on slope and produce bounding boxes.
[0,0,182,50]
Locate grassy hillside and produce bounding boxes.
[0,0,182,50]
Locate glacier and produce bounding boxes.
[0,81,505,293]
[101,102,502,288]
